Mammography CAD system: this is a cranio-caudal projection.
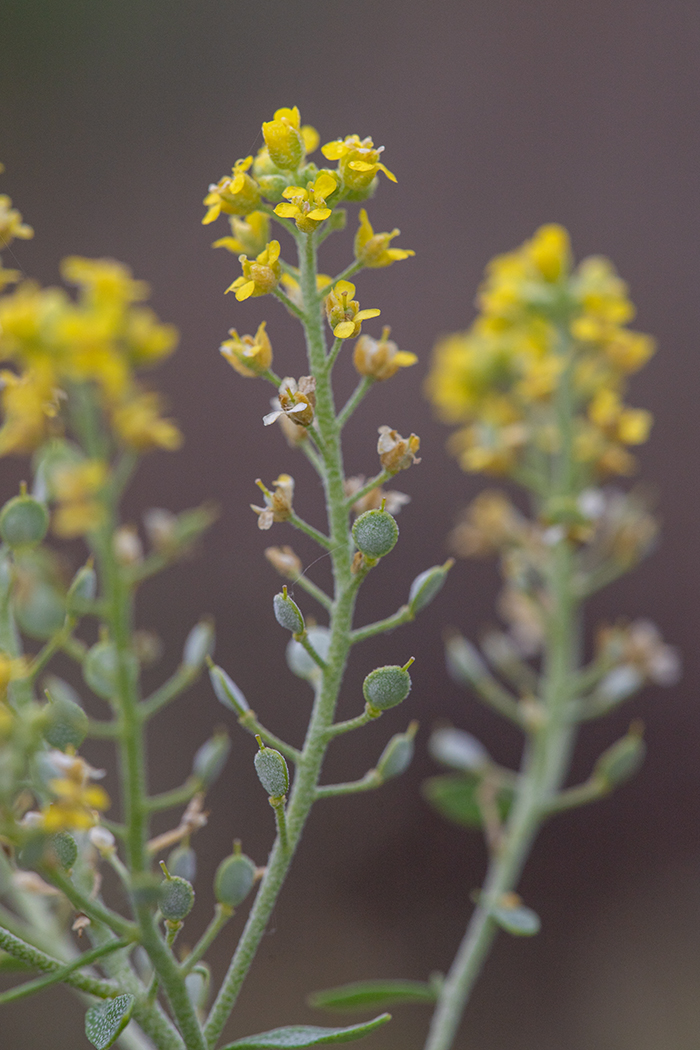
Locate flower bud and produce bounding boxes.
[594,724,646,790]
[192,731,230,788]
[159,869,195,922]
[429,727,490,771]
[254,737,289,798]
[352,509,399,559]
[183,619,215,670]
[66,562,97,613]
[262,108,304,170]
[363,659,414,713]
[209,664,250,716]
[42,691,89,751]
[256,174,289,202]
[0,494,49,549]
[408,559,453,615]
[214,846,257,908]
[273,587,305,634]
[375,721,418,781]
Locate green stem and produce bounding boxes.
[140,666,199,720]
[0,936,131,1005]
[145,780,200,813]
[0,926,118,999]
[343,470,392,512]
[350,604,413,644]
[236,710,301,763]
[315,771,381,799]
[289,573,333,612]
[180,906,232,975]
[288,510,332,550]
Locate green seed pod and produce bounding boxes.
[192,731,230,788]
[15,578,65,640]
[49,831,78,871]
[408,559,453,614]
[429,727,490,772]
[352,509,399,559]
[185,963,210,1014]
[273,588,305,634]
[83,641,119,700]
[159,874,195,921]
[214,851,257,908]
[375,721,418,781]
[594,724,646,790]
[209,664,250,715]
[0,495,49,549]
[363,660,414,712]
[167,845,197,883]
[445,634,487,686]
[254,739,289,797]
[42,692,89,751]
[66,562,97,612]
[286,625,331,681]
[183,619,215,670]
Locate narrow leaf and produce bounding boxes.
[221,1012,391,1049]
[85,994,134,1050]
[491,903,541,937]
[309,978,437,1011]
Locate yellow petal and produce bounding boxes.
[321,141,346,160]
[275,203,299,218]
[395,351,418,367]
[202,204,221,225]
[314,172,337,198]
[301,125,320,153]
[273,106,300,128]
[334,321,356,339]
[212,236,244,252]
[377,162,397,182]
[355,308,381,322]
[335,280,356,297]
[349,160,375,172]
[307,207,331,221]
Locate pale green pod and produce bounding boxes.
[408,559,453,614]
[192,731,231,788]
[159,875,195,921]
[183,619,215,669]
[273,590,305,634]
[352,509,399,559]
[66,563,97,612]
[43,694,89,751]
[375,722,418,781]
[0,495,49,549]
[167,845,197,883]
[83,641,119,699]
[254,744,289,797]
[209,664,250,715]
[594,728,646,790]
[214,851,257,908]
[49,831,78,871]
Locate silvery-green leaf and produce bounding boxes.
[220,1013,391,1049]
[85,994,134,1049]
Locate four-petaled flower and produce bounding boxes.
[251,474,295,530]
[220,321,273,378]
[226,240,282,301]
[274,172,338,234]
[321,134,396,193]
[202,157,261,223]
[377,425,421,474]
[262,107,319,170]
[264,376,316,428]
[353,326,417,381]
[325,281,380,340]
[354,210,414,268]
[212,211,270,257]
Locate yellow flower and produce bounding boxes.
[220,321,273,378]
[111,391,182,452]
[274,172,337,233]
[51,459,108,538]
[354,209,414,268]
[0,653,28,702]
[41,752,110,832]
[212,211,270,257]
[325,280,380,339]
[251,474,295,530]
[0,366,61,455]
[226,240,282,301]
[321,134,396,193]
[202,157,261,224]
[0,193,34,249]
[262,107,305,170]
[353,326,417,380]
[525,224,571,282]
[280,271,332,311]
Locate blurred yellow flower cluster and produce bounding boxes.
[0,256,179,459]
[426,224,654,480]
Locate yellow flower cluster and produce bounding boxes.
[0,164,34,290]
[426,225,654,480]
[40,751,110,832]
[0,257,179,459]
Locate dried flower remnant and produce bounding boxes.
[251,475,295,530]
[377,426,421,474]
[264,376,316,428]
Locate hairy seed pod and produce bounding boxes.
[50,831,78,871]
[254,742,289,797]
[363,661,413,712]
[66,563,97,612]
[209,664,250,715]
[352,509,399,559]
[192,731,230,788]
[159,875,195,921]
[43,695,89,751]
[408,559,453,614]
[273,589,305,634]
[167,845,197,883]
[375,721,418,781]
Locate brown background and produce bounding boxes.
[1,1,699,1047]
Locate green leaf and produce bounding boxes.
[491,903,541,937]
[85,994,135,1049]
[220,1012,391,1049]
[309,978,437,1012]
[422,773,514,828]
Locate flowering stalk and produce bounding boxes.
[420,226,678,1050]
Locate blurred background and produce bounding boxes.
[1,1,699,1047]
